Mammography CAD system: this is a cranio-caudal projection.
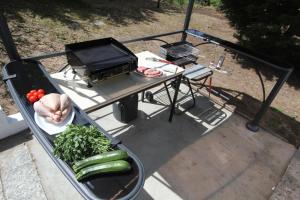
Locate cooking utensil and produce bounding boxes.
[145,57,174,64]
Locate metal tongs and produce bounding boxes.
[145,57,174,64]
[145,57,178,74]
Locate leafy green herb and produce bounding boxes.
[53,124,113,164]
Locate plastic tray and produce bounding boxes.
[2,59,144,200]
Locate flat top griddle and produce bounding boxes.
[66,38,137,73]
[75,44,128,64]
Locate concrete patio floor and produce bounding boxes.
[0,86,296,200]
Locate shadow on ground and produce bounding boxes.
[97,95,228,199]
[0,0,179,26]
[93,90,294,200]
[180,40,300,147]
[0,129,32,152]
[206,85,300,147]
[233,52,300,90]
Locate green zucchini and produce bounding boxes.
[76,160,131,181]
[73,150,128,173]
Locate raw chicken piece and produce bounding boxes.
[40,93,61,111]
[52,114,61,122]
[54,110,62,117]
[35,93,72,124]
[60,106,72,122]
[34,101,54,118]
[45,116,62,124]
[45,116,55,123]
[59,94,71,122]
[60,94,71,111]
[34,101,61,121]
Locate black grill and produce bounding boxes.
[65,37,138,83]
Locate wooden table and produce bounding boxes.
[51,51,184,121]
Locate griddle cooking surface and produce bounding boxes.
[74,44,129,65]
[68,39,137,73]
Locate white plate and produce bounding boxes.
[34,107,75,135]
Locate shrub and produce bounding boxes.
[221,0,300,70]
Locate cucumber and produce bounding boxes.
[76,160,131,181]
[73,150,128,173]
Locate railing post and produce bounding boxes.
[0,14,20,61]
[246,68,293,131]
[181,0,195,42]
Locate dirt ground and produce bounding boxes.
[0,1,299,147]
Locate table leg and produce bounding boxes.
[164,82,173,104]
[209,77,212,99]
[169,75,182,122]
[141,91,145,102]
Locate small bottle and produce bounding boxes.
[216,53,225,69]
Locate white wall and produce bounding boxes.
[0,106,28,140]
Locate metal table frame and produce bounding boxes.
[0,0,294,131]
[101,74,182,122]
[47,50,184,122]
[65,67,183,122]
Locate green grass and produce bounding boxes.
[168,0,222,7]
[167,0,189,6]
[210,0,222,7]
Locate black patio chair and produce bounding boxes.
[178,64,213,113]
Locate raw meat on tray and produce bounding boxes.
[136,66,163,78]
[34,93,72,124]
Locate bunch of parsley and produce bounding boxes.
[53,124,113,163]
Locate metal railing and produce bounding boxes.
[183,29,294,131]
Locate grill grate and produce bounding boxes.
[166,44,199,58]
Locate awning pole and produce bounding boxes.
[246,68,293,131]
[0,15,21,61]
[181,0,195,42]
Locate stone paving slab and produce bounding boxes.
[0,88,296,200]
[0,174,4,200]
[27,137,83,200]
[0,143,47,200]
[270,148,300,200]
[92,93,296,200]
